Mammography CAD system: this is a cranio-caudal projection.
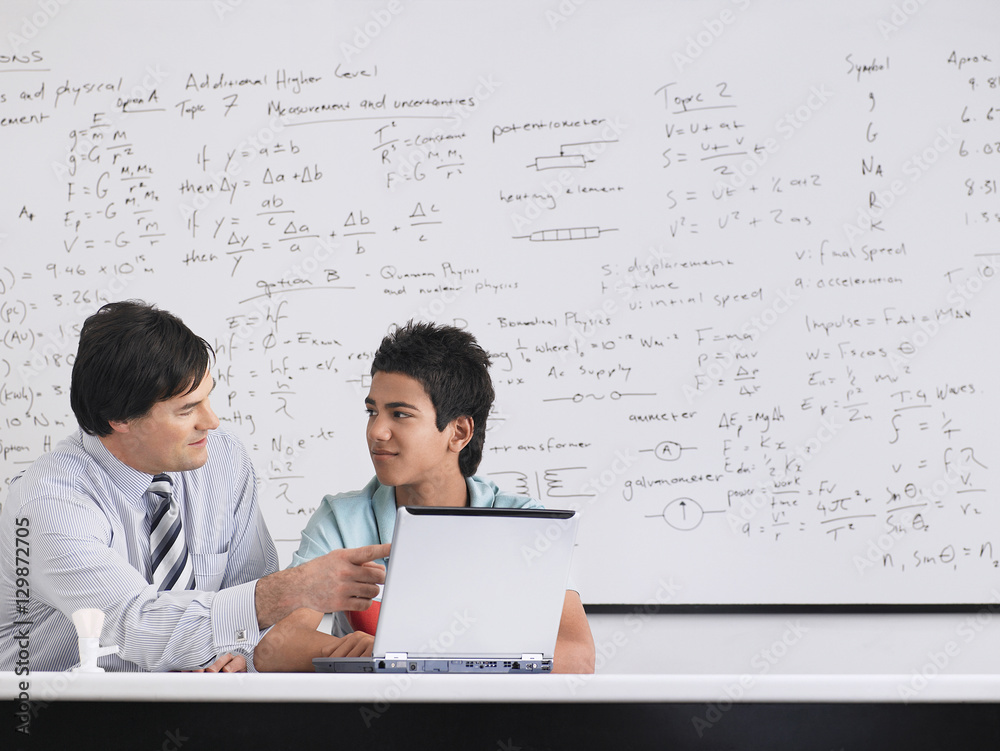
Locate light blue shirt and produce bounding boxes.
[291,475,543,569]
[0,428,277,672]
[290,475,544,636]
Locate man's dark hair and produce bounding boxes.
[371,320,494,477]
[71,300,214,436]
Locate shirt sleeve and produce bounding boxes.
[211,442,279,670]
[288,497,347,568]
[28,434,277,672]
[28,494,242,672]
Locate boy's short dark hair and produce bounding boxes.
[372,320,494,476]
[71,300,214,436]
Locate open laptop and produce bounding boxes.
[313,505,579,674]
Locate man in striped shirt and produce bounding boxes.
[0,301,386,672]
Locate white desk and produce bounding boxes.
[3,672,1000,703]
[4,673,1000,750]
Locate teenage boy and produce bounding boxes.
[256,321,595,673]
[0,301,387,672]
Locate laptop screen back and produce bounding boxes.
[372,506,579,660]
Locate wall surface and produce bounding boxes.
[2,1,1000,625]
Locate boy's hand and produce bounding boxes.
[319,631,375,659]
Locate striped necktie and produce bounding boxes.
[147,474,195,591]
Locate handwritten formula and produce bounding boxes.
[1,0,998,605]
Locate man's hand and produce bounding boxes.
[303,544,391,613]
[254,543,391,629]
[186,652,247,673]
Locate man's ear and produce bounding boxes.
[448,416,473,454]
[107,419,131,435]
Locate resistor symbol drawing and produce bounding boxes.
[513,227,618,242]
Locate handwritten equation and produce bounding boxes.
[1,0,998,605]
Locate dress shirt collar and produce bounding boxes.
[80,429,159,510]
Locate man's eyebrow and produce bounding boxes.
[177,396,203,411]
[178,378,215,410]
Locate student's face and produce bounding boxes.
[111,372,220,475]
[365,371,461,492]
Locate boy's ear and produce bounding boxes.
[448,416,474,453]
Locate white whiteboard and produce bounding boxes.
[1,0,999,606]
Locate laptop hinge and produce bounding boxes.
[521,654,543,660]
[385,652,407,661]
